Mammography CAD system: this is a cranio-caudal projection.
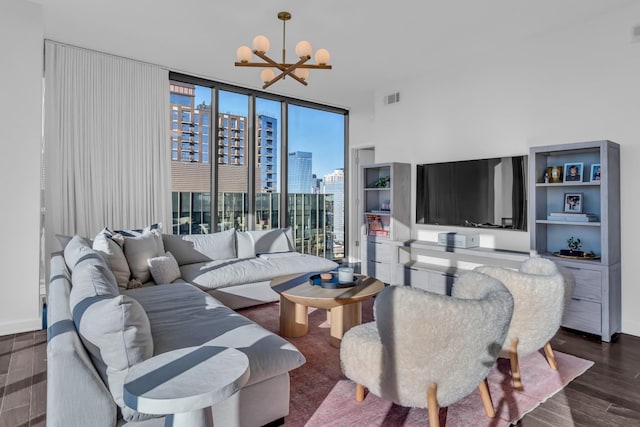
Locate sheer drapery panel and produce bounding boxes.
[43,41,171,258]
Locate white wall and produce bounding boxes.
[350,4,640,336]
[0,0,44,334]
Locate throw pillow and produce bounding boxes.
[123,230,165,283]
[73,294,154,422]
[114,222,163,238]
[93,228,131,288]
[148,251,181,284]
[182,228,236,260]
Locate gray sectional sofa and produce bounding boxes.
[46,227,338,427]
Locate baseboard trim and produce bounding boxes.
[0,318,42,336]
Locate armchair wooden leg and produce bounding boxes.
[544,342,558,370]
[509,337,523,390]
[356,383,366,402]
[478,378,495,418]
[427,383,440,427]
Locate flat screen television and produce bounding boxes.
[416,156,528,231]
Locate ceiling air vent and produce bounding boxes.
[384,92,400,105]
[633,24,640,43]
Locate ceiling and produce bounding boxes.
[31,0,637,109]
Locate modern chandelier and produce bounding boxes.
[235,11,332,89]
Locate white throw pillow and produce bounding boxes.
[93,228,131,288]
[123,230,165,283]
[74,294,154,422]
[148,251,181,284]
[182,229,236,260]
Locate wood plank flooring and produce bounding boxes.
[0,328,639,426]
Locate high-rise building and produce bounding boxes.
[257,115,277,193]
[323,168,345,243]
[288,151,314,193]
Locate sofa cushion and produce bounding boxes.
[236,228,292,259]
[162,233,212,266]
[181,229,236,260]
[180,253,338,290]
[93,228,131,288]
[123,283,305,387]
[70,262,119,310]
[63,235,98,271]
[148,251,181,284]
[73,293,154,422]
[123,230,165,283]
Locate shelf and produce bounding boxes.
[365,211,391,215]
[364,187,391,191]
[536,220,601,226]
[535,182,600,187]
[404,260,465,276]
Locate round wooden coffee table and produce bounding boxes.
[270,273,384,347]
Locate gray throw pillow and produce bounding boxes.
[123,230,165,283]
[93,228,131,288]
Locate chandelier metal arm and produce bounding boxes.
[261,55,311,89]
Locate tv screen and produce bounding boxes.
[416,156,528,231]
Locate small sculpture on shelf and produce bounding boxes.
[561,236,583,257]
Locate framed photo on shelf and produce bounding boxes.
[590,164,601,182]
[563,192,583,213]
[563,162,583,183]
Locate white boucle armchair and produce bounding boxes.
[340,271,514,427]
[475,257,575,389]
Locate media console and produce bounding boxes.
[397,240,530,293]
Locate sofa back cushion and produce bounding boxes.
[161,234,210,266]
[73,293,154,422]
[70,262,119,310]
[236,228,293,259]
[63,235,97,271]
[181,228,237,260]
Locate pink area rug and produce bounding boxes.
[239,298,593,427]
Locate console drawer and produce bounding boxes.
[562,298,601,335]
[366,241,395,262]
[565,267,602,301]
[367,260,391,284]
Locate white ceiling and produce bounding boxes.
[31,0,637,109]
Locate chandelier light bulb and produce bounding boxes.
[236,46,253,63]
[295,40,312,58]
[260,68,276,83]
[314,48,330,65]
[294,68,309,80]
[253,35,270,53]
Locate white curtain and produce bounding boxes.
[43,40,171,257]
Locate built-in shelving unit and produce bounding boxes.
[529,140,621,341]
[361,162,410,284]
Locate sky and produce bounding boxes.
[194,86,344,180]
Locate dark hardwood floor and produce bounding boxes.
[1,327,639,426]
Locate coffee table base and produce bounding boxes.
[279,296,362,347]
[165,409,213,427]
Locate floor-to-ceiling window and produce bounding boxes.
[288,105,345,258]
[168,73,347,261]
